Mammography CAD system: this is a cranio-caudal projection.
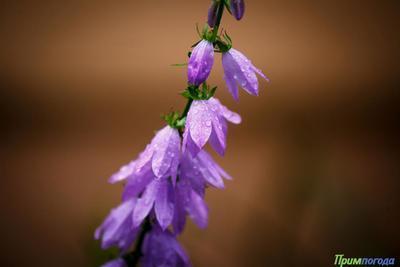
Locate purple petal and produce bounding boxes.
[251,63,269,81]
[179,153,207,195]
[199,150,232,180]
[223,73,239,101]
[211,98,242,124]
[109,160,136,184]
[173,177,191,234]
[95,200,137,251]
[186,190,208,229]
[132,180,159,227]
[196,150,225,188]
[155,180,175,230]
[101,258,127,267]
[188,101,213,150]
[134,144,154,173]
[168,233,191,264]
[183,128,201,157]
[151,126,180,178]
[209,119,227,156]
[122,169,153,201]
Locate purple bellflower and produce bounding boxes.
[229,0,245,20]
[95,1,267,266]
[188,40,214,86]
[222,48,269,101]
[173,150,232,233]
[183,97,241,156]
[101,258,127,267]
[95,200,139,252]
[141,226,191,267]
[109,125,180,186]
[108,125,180,230]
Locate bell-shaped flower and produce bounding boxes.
[229,0,245,20]
[188,40,214,86]
[95,199,139,252]
[222,48,268,101]
[141,226,191,267]
[183,97,241,156]
[173,150,231,234]
[103,125,180,231]
[109,125,180,186]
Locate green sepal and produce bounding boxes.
[171,63,188,67]
[161,111,181,129]
[223,0,232,14]
[175,117,186,128]
[181,83,217,100]
[223,30,233,45]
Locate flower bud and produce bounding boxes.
[187,40,214,86]
[229,0,245,20]
[207,0,222,28]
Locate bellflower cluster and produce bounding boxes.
[95,0,268,266]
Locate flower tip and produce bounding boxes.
[230,0,245,20]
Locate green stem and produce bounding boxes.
[124,219,151,267]
[180,98,193,120]
[211,0,225,42]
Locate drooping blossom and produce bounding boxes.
[183,97,241,156]
[141,226,191,267]
[103,125,180,231]
[95,199,139,252]
[229,0,245,20]
[109,125,181,185]
[173,150,231,233]
[222,48,268,101]
[188,40,214,86]
[101,258,127,267]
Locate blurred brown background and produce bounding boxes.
[1,0,399,266]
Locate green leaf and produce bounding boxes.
[208,86,217,98]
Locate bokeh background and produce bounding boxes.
[1,0,399,266]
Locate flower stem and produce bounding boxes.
[180,98,193,120]
[211,0,225,42]
[123,219,151,267]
